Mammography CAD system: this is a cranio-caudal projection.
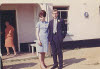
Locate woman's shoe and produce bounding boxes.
[14,52,17,56]
[40,65,42,69]
[44,64,47,68]
[7,53,10,56]
[40,65,46,69]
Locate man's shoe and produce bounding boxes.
[58,67,62,69]
[51,65,58,69]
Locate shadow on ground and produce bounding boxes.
[3,62,37,69]
[63,58,86,68]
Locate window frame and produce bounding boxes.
[53,6,69,24]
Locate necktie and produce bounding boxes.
[53,19,57,34]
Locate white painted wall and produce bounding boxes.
[17,4,35,43]
[53,0,100,41]
[0,4,41,51]
[1,0,100,42]
[1,4,41,43]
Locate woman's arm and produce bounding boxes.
[36,28,42,46]
[36,28,40,42]
[7,27,14,37]
[48,23,51,42]
[9,27,14,34]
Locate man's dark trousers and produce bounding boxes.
[51,33,63,68]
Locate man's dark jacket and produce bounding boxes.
[48,19,66,42]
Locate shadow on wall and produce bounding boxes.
[3,62,37,69]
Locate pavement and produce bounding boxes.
[2,47,100,69]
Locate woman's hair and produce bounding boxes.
[5,21,10,24]
[39,10,46,17]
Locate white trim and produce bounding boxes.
[15,8,20,52]
[60,11,61,19]
[0,8,20,52]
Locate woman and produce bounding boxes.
[36,10,49,69]
[5,21,16,56]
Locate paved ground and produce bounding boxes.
[2,47,100,69]
[2,53,37,60]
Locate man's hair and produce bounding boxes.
[53,9,58,13]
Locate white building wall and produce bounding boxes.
[0,4,41,51]
[47,3,53,21]
[53,0,100,41]
[1,0,100,42]
[66,0,100,41]
[17,4,36,43]
[1,4,41,43]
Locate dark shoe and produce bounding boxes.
[51,65,58,69]
[58,67,62,69]
[14,52,17,56]
[44,64,47,68]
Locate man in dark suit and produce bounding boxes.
[48,9,66,69]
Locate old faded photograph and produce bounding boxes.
[0,0,100,69]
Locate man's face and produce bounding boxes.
[52,11,58,19]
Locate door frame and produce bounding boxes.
[0,10,19,52]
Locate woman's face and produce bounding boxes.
[5,22,9,27]
[39,16,45,21]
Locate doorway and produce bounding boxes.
[0,10,18,54]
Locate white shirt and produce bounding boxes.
[53,19,57,34]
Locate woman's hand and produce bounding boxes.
[9,30,12,34]
[38,41,42,46]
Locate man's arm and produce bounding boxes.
[48,21,51,42]
[61,19,67,38]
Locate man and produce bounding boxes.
[48,9,66,69]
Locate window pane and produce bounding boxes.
[61,11,67,19]
[58,11,60,19]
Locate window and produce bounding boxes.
[53,6,69,24]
